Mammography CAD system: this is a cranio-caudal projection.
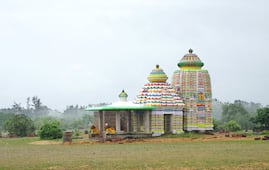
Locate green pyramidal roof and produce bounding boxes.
[86,89,155,111]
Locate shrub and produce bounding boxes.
[261,130,269,135]
[73,129,80,137]
[224,120,241,132]
[38,120,63,139]
[3,114,35,137]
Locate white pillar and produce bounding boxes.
[127,111,130,132]
[100,110,105,138]
[116,111,120,133]
[144,110,150,133]
[99,111,103,133]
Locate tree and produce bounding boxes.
[212,99,223,120]
[12,102,23,113]
[33,116,59,131]
[221,101,254,131]
[213,118,223,131]
[224,120,241,132]
[250,107,269,130]
[32,96,42,110]
[0,113,15,132]
[26,97,31,110]
[82,114,93,129]
[61,105,93,130]
[38,120,63,139]
[3,114,35,137]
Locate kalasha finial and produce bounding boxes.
[156,64,160,69]
[189,49,193,54]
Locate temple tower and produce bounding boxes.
[172,49,213,131]
[134,65,185,135]
[118,89,128,102]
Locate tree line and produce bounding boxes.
[213,99,269,132]
[1,97,269,138]
[0,96,107,138]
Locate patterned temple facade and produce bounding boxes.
[134,65,185,135]
[171,49,213,131]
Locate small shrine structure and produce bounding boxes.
[86,90,155,138]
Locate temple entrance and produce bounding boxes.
[164,114,172,134]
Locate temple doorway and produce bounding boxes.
[164,114,172,134]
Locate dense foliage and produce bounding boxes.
[211,100,263,132]
[0,97,94,136]
[60,105,93,130]
[0,112,14,132]
[212,99,261,120]
[3,114,35,137]
[0,96,51,118]
[250,107,269,130]
[222,102,252,131]
[217,101,258,131]
[38,120,63,139]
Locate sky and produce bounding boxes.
[1,0,269,111]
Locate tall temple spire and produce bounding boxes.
[172,49,213,131]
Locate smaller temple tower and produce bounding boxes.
[118,90,128,102]
[172,49,213,131]
[134,65,185,135]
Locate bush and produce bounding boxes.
[224,120,241,132]
[73,129,80,137]
[261,130,269,135]
[213,119,223,131]
[3,114,35,137]
[250,107,269,130]
[38,120,63,139]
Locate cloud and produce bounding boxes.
[1,0,269,110]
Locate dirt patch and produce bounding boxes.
[29,140,61,145]
[47,166,65,170]
[29,134,253,145]
[120,133,253,144]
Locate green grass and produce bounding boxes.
[160,132,207,138]
[0,137,269,169]
[261,130,269,135]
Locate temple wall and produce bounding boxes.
[151,111,164,134]
[151,109,183,134]
[104,111,116,129]
[172,112,184,133]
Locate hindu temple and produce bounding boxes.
[87,49,213,137]
[171,49,213,131]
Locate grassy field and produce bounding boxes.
[0,137,269,170]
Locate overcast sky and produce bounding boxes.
[1,0,269,111]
